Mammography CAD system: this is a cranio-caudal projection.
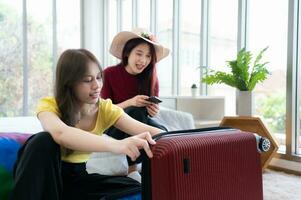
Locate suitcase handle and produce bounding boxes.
[153,126,236,141]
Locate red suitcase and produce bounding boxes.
[142,127,264,200]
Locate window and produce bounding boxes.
[137,0,150,30]
[249,0,288,152]
[156,0,173,95]
[179,0,201,96]
[27,0,53,114]
[57,0,81,53]
[0,0,23,116]
[0,0,81,116]
[121,0,132,30]
[207,0,238,115]
[107,0,118,66]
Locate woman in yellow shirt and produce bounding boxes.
[10,49,162,200]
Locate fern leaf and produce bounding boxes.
[253,47,268,69]
[248,69,270,90]
[202,71,242,90]
[231,48,251,84]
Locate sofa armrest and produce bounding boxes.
[153,106,195,131]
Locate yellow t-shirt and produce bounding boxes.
[36,97,123,163]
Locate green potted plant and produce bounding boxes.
[191,83,198,96]
[202,47,270,115]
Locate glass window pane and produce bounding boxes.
[0,0,23,116]
[157,0,173,96]
[107,0,118,66]
[249,0,288,152]
[57,0,81,54]
[298,19,301,154]
[179,0,201,96]
[121,0,132,30]
[207,0,238,115]
[27,0,53,115]
[291,52,301,155]
[137,0,150,30]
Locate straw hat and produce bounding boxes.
[109,28,170,62]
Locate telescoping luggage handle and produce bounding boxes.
[153,126,235,141]
[153,126,271,153]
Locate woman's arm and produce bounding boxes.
[114,112,163,136]
[38,111,120,152]
[38,111,155,160]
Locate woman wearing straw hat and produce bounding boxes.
[101,28,170,180]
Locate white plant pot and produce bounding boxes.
[191,88,198,96]
[236,90,253,116]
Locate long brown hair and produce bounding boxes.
[55,49,102,127]
[121,38,158,96]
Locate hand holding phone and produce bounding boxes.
[146,96,162,104]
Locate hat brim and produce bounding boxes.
[109,31,170,62]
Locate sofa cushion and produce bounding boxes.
[0,132,32,200]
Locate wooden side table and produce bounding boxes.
[220,116,279,170]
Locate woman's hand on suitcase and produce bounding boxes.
[120,132,156,161]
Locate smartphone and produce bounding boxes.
[146,96,162,104]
